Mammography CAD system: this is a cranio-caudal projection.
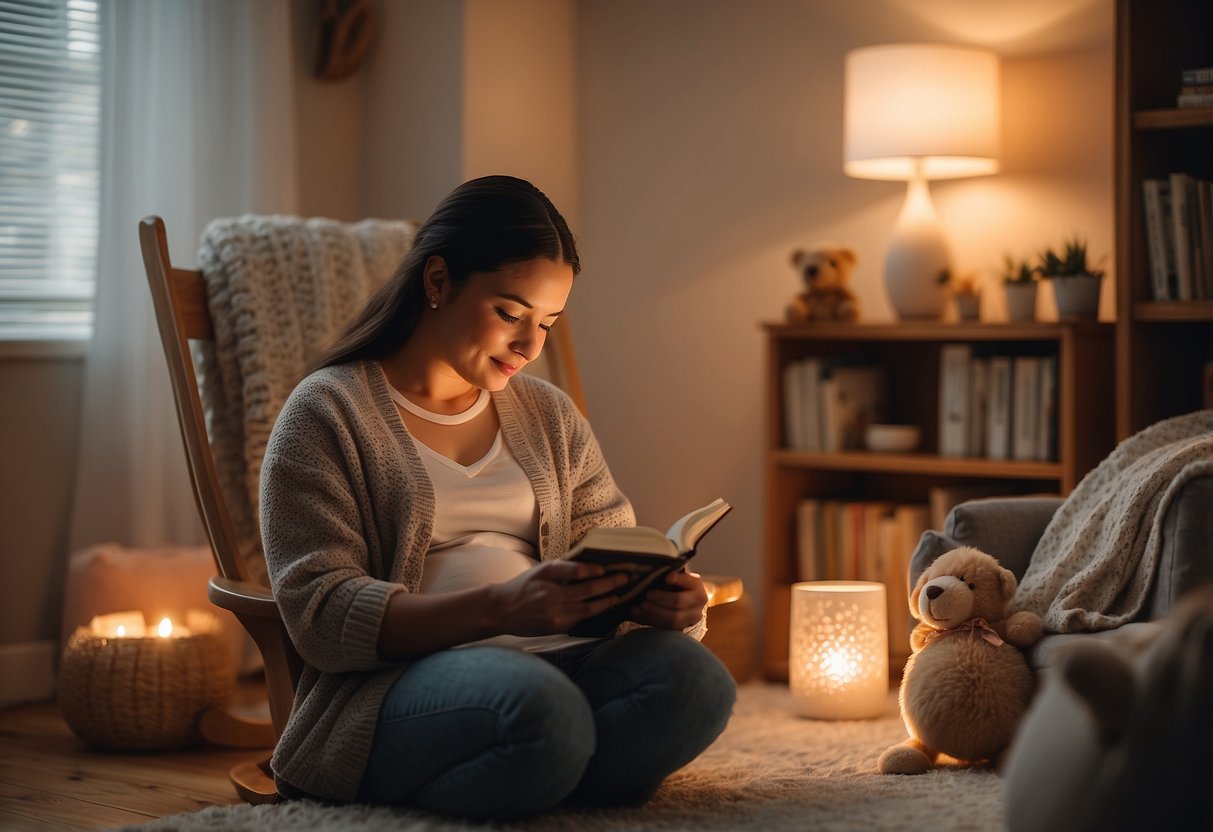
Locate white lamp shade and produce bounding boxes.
[790,581,888,719]
[844,44,1001,181]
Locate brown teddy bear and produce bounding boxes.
[878,546,1043,775]
[787,247,860,322]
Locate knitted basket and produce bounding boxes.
[59,614,235,751]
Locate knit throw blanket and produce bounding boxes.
[196,215,416,585]
[1014,410,1213,633]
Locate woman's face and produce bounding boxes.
[433,257,574,392]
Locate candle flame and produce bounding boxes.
[158,617,173,638]
[116,624,126,637]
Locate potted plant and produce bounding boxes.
[940,268,982,321]
[1037,236,1105,319]
[1000,254,1037,322]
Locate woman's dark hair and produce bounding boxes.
[308,175,579,374]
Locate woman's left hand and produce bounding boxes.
[629,568,709,631]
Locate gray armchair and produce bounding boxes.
[908,475,1213,669]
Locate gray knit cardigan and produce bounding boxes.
[259,360,639,801]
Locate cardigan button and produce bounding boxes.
[540,521,550,535]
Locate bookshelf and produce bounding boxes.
[1116,0,1213,437]
[761,322,1114,680]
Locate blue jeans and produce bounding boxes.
[357,627,736,819]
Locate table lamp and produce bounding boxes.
[844,44,1001,319]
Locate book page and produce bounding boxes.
[665,497,732,554]
[574,526,679,558]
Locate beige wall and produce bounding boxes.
[463,0,580,226]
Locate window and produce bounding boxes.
[0,0,102,341]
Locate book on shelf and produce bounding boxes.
[967,357,989,458]
[565,497,732,636]
[1142,178,1175,301]
[1199,181,1213,301]
[1177,92,1213,109]
[820,364,888,453]
[1170,172,1197,301]
[1011,357,1041,462]
[781,357,826,452]
[1036,355,1057,462]
[800,357,825,452]
[782,360,805,449]
[795,498,822,581]
[938,344,972,457]
[888,504,929,659]
[986,356,1013,461]
[1181,66,1213,86]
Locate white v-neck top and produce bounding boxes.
[410,420,598,654]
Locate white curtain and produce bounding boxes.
[68,0,299,552]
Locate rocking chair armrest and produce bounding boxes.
[208,575,280,620]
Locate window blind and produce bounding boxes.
[0,0,102,340]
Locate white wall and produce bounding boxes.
[574,0,1113,667]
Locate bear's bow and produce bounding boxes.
[924,617,1005,647]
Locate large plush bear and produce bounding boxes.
[878,546,1043,775]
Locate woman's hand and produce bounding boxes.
[629,568,709,631]
[489,559,629,637]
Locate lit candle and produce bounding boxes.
[89,610,146,639]
[790,581,888,719]
[156,617,191,638]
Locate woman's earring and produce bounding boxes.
[428,297,438,310]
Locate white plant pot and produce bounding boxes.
[1004,282,1037,322]
[1052,274,1101,320]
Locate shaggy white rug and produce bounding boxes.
[117,683,1005,831]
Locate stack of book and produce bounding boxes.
[1177,65,1213,109]
[1142,172,1213,301]
[938,344,1057,462]
[794,498,929,660]
[782,357,888,453]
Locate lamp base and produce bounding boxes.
[884,174,950,320]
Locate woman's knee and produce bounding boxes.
[619,628,737,713]
[363,648,596,814]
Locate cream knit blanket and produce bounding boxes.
[1014,410,1213,632]
[196,215,416,585]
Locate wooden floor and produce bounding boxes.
[0,680,269,831]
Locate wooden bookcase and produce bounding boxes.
[760,322,1114,680]
[1115,0,1213,438]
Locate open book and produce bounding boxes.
[565,497,733,637]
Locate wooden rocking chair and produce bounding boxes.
[139,214,591,803]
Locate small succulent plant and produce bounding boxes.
[1000,254,1036,285]
[1036,236,1105,279]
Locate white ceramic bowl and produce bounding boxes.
[865,424,921,453]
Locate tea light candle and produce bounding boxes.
[88,610,146,639]
[790,581,889,719]
[156,616,191,638]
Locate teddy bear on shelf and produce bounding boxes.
[786,246,860,322]
[878,546,1043,775]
